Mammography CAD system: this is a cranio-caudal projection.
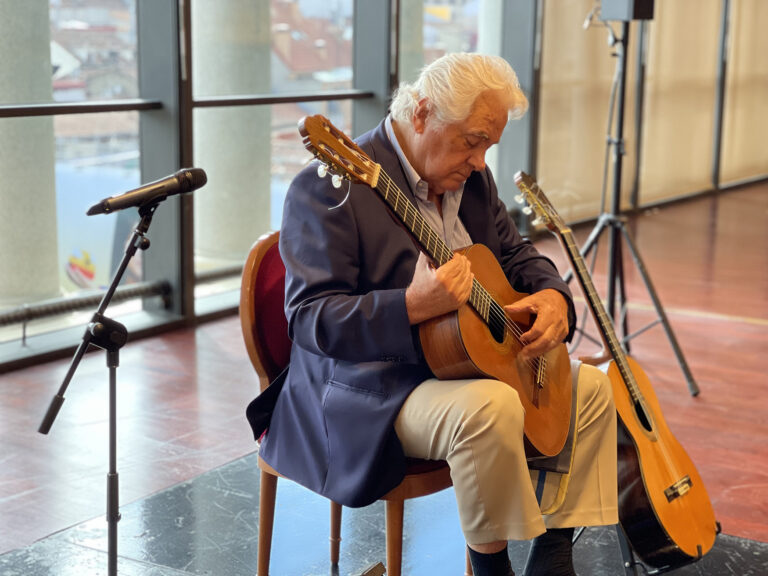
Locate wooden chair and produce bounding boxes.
[240,230,472,576]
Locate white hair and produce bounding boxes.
[389,53,529,126]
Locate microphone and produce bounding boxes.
[87,168,207,215]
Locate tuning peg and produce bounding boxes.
[331,174,343,188]
[522,206,533,216]
[317,164,328,178]
[514,194,524,204]
[531,217,543,227]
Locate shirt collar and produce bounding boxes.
[384,115,428,199]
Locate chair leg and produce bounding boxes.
[385,500,405,576]
[465,546,474,575]
[257,470,278,576]
[330,501,342,565]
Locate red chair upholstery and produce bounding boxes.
[240,231,472,576]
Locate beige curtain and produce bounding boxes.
[537,0,639,222]
[640,0,721,204]
[721,0,768,184]
[537,0,749,219]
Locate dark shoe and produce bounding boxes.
[467,545,515,576]
[522,527,576,576]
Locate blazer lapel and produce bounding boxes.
[362,120,419,207]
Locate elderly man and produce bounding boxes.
[256,53,617,576]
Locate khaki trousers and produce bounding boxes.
[394,362,618,545]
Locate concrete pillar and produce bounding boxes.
[192,0,271,265]
[398,0,425,85]
[478,0,505,175]
[0,0,59,307]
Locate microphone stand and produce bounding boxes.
[39,201,160,576]
[565,19,699,397]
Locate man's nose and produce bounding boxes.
[469,149,486,171]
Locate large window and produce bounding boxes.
[48,1,143,301]
[0,0,379,368]
[0,1,144,353]
[1,1,765,369]
[190,0,357,307]
[398,0,481,84]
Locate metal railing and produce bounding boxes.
[0,99,163,118]
[0,280,171,345]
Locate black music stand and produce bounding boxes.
[568,1,699,397]
[38,202,160,576]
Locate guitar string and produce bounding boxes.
[533,179,686,479]
[527,184,688,483]
[524,180,691,485]
[555,211,685,482]
[316,134,549,381]
[377,171,534,349]
[376,171,546,377]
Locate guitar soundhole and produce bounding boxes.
[634,400,653,433]
[488,316,505,344]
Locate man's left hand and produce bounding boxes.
[503,289,569,361]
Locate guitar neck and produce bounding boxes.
[556,227,643,402]
[374,172,504,329]
[375,173,452,265]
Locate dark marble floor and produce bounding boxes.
[1,451,767,576]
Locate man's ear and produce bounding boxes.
[413,98,430,134]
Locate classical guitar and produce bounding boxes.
[298,114,572,459]
[514,171,719,569]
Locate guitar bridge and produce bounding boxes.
[530,358,546,407]
[535,358,546,388]
[664,475,693,502]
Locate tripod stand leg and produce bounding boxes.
[616,525,639,576]
[607,223,633,353]
[619,226,700,396]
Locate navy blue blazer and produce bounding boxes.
[258,120,575,507]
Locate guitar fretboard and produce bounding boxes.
[375,172,508,337]
[560,228,642,403]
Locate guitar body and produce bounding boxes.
[419,243,572,459]
[607,356,718,568]
[512,170,719,569]
[297,118,572,461]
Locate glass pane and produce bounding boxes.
[721,0,768,184]
[0,112,142,343]
[192,100,353,300]
[398,0,481,85]
[0,1,138,106]
[50,0,138,102]
[191,0,354,99]
[54,112,142,291]
[0,2,154,352]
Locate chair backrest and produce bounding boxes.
[240,231,291,392]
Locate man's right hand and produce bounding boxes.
[405,251,473,325]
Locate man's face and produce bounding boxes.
[411,90,508,197]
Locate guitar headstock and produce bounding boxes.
[513,171,566,233]
[298,115,381,188]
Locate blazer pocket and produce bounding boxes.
[326,378,387,398]
[320,381,391,500]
